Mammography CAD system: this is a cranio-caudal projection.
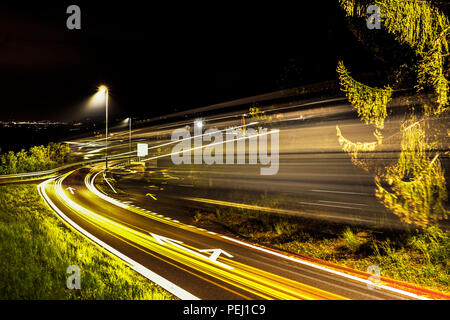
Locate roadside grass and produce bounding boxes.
[194,204,450,295]
[0,184,175,300]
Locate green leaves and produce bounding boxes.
[337,1,450,227]
[337,61,392,129]
[375,122,448,227]
[339,0,450,111]
[0,143,71,174]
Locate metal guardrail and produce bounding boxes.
[0,154,133,182]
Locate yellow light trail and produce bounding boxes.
[48,169,346,300]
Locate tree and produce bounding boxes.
[0,143,71,175]
[5,151,18,174]
[337,0,449,227]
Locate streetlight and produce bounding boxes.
[194,119,203,129]
[126,117,132,163]
[94,85,109,168]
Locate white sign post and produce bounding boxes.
[137,143,148,161]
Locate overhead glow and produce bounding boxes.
[88,85,109,107]
[97,85,108,94]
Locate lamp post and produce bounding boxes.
[128,117,132,163]
[97,85,109,169]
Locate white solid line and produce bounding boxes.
[103,173,118,194]
[220,235,430,300]
[88,169,424,299]
[311,189,370,196]
[37,178,199,300]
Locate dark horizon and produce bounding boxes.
[0,2,387,122]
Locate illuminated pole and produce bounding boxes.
[103,86,109,169]
[92,85,109,168]
[129,117,132,163]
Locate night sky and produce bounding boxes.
[0,1,380,122]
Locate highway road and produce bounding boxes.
[38,165,436,300]
[33,97,449,300]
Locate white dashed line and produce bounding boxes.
[319,200,368,206]
[311,189,370,196]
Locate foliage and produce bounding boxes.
[337,61,393,129]
[0,142,70,174]
[341,228,365,252]
[408,225,450,265]
[417,45,449,114]
[339,0,450,111]
[375,122,448,227]
[336,125,382,171]
[0,184,173,300]
[249,106,272,123]
[337,0,450,227]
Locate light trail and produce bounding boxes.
[180,196,379,224]
[42,168,347,299]
[219,236,430,300]
[37,177,199,300]
[142,129,279,163]
[85,167,439,300]
[85,121,261,160]
[144,121,259,152]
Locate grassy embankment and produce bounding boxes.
[193,194,450,295]
[0,184,175,300]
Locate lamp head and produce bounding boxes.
[97,85,108,94]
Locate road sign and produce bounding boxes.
[137,143,148,157]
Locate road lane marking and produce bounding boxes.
[150,233,234,270]
[146,193,158,200]
[182,196,379,225]
[66,187,76,194]
[54,181,335,300]
[199,249,233,262]
[299,201,356,210]
[86,167,437,299]
[103,173,118,194]
[77,168,352,299]
[319,200,368,206]
[311,189,370,196]
[220,235,430,300]
[37,178,199,300]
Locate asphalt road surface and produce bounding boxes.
[35,97,449,299]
